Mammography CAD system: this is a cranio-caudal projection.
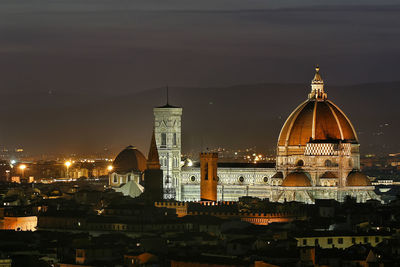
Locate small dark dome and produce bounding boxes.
[346,171,371,186]
[282,171,311,187]
[113,146,147,174]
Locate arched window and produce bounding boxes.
[190,176,196,182]
[204,163,209,180]
[325,160,333,167]
[296,159,304,167]
[161,133,167,147]
[239,176,244,183]
[163,157,167,167]
[127,174,131,182]
[263,177,268,183]
[113,175,118,183]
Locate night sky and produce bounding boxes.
[0,0,399,157]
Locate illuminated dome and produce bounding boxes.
[346,171,371,186]
[282,171,311,187]
[278,67,358,147]
[113,146,147,174]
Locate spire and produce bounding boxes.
[156,85,180,108]
[147,130,161,170]
[309,65,327,100]
[166,85,169,106]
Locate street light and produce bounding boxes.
[65,161,71,178]
[19,164,26,178]
[107,165,113,172]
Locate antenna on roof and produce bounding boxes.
[166,85,169,105]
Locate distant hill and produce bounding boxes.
[0,81,398,157]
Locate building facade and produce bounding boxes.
[110,67,378,203]
[154,67,378,203]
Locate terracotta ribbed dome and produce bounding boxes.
[282,172,311,187]
[278,100,358,146]
[113,146,147,174]
[346,171,371,186]
[278,67,358,147]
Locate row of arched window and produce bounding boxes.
[160,157,180,168]
[160,133,178,147]
[112,174,132,183]
[189,175,269,183]
[295,159,351,167]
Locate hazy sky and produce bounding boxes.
[0,0,399,157]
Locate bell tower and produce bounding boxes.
[200,152,218,202]
[153,92,183,200]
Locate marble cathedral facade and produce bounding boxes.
[121,67,379,203]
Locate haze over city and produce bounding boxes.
[1,1,400,267]
[0,0,399,156]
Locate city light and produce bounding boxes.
[19,164,26,178]
[65,161,72,178]
[107,165,113,171]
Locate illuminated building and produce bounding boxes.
[112,67,378,203]
[178,67,378,203]
[153,103,183,199]
[272,66,377,202]
[108,145,146,188]
[109,133,164,200]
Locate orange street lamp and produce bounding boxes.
[65,161,72,178]
[107,165,113,172]
[19,164,26,178]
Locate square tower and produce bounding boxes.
[153,104,183,200]
[200,152,218,202]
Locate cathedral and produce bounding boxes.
[109,67,379,203]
